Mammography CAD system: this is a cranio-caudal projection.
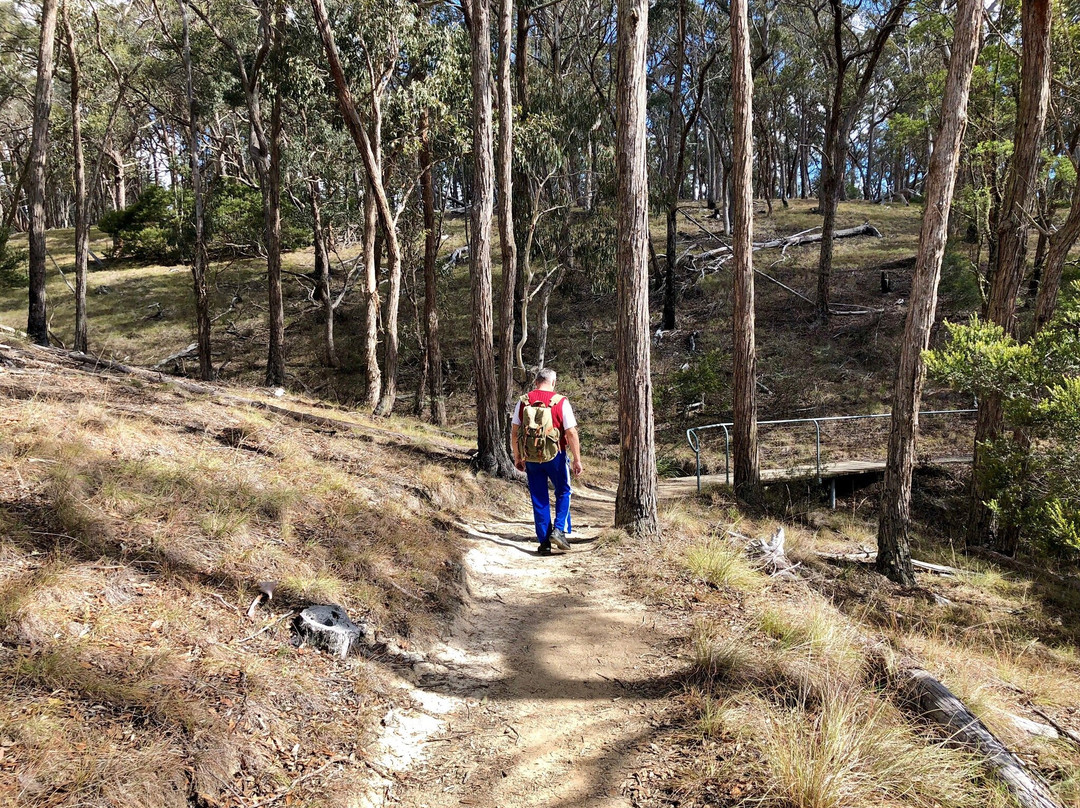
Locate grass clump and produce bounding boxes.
[686,539,760,591]
[692,621,751,683]
[754,689,993,808]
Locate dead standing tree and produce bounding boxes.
[614,0,660,538]
[876,0,983,585]
[815,0,910,318]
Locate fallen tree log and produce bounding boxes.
[819,550,958,576]
[685,222,881,266]
[894,664,1064,808]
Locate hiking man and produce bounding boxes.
[511,368,584,555]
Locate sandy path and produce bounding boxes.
[362,485,682,808]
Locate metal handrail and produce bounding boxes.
[685,409,978,493]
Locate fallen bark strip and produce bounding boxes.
[1030,707,1080,748]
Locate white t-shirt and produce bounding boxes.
[511,394,577,430]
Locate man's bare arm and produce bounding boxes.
[511,423,524,470]
[564,427,583,476]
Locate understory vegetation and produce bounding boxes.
[644,499,1080,808]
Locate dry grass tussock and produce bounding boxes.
[0,356,501,807]
[626,502,1029,808]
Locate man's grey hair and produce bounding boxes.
[534,368,557,387]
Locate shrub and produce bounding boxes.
[0,229,27,288]
[98,185,189,261]
[927,285,1080,555]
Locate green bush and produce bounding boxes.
[98,180,309,262]
[927,285,1080,555]
[207,180,264,256]
[98,185,189,261]
[0,229,28,288]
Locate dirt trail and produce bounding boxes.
[359,485,684,808]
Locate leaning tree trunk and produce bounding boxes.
[614,0,660,538]
[419,108,446,426]
[308,0,402,415]
[1033,168,1080,332]
[730,0,760,504]
[27,0,60,346]
[469,0,516,478]
[496,0,518,439]
[877,0,982,585]
[967,0,1052,551]
[179,0,213,381]
[63,8,88,354]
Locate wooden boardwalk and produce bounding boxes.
[660,455,972,498]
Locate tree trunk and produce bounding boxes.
[362,184,381,408]
[816,0,909,317]
[179,0,213,381]
[469,0,516,478]
[816,122,845,318]
[63,8,88,354]
[27,0,60,346]
[614,0,660,538]
[877,0,981,585]
[310,180,336,368]
[662,204,678,329]
[264,6,286,388]
[420,108,446,426]
[496,0,519,441]
[967,0,1052,551]
[731,0,759,503]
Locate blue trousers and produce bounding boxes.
[525,451,572,543]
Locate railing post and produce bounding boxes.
[694,431,701,493]
[814,420,822,483]
[726,427,731,486]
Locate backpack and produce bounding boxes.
[517,393,564,464]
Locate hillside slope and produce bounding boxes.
[0,340,501,807]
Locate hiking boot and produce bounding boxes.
[549,528,571,551]
[537,541,552,556]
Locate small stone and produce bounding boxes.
[400,651,425,664]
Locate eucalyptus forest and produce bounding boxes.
[1,0,1079,804]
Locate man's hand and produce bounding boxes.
[515,457,526,472]
[571,457,583,476]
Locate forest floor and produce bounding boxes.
[2,342,1079,808]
